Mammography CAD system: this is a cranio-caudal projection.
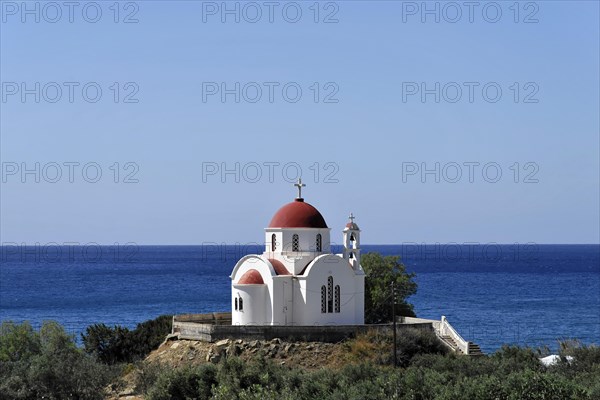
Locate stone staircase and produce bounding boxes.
[439,335,484,356]
[439,335,459,351]
[467,342,484,356]
[398,316,485,357]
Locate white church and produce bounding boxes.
[230,180,365,326]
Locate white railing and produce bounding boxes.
[439,316,470,355]
[399,316,437,323]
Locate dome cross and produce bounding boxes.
[348,212,355,223]
[294,178,306,199]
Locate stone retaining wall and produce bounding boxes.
[173,313,435,343]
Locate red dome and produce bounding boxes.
[268,199,328,228]
[237,269,264,285]
[268,258,290,275]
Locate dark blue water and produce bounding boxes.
[1,244,598,353]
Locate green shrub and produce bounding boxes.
[491,345,544,376]
[134,361,169,395]
[395,328,449,367]
[397,366,450,400]
[411,352,494,378]
[0,321,40,363]
[82,323,131,364]
[0,321,117,400]
[146,364,217,400]
[435,374,509,400]
[82,315,172,364]
[505,369,587,400]
[129,315,173,359]
[558,341,600,373]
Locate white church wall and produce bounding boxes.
[300,254,364,325]
[269,276,294,325]
[232,284,267,325]
[354,275,365,323]
[263,228,331,275]
[290,278,308,325]
[265,228,331,254]
[230,256,274,325]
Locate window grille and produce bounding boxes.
[327,276,333,313]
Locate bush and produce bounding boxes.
[134,361,169,395]
[346,329,388,364]
[82,315,172,364]
[411,352,493,378]
[81,323,131,364]
[395,328,449,367]
[146,364,217,400]
[491,345,543,375]
[504,369,587,400]
[129,315,173,359]
[558,340,600,373]
[0,322,40,362]
[346,327,447,367]
[0,321,117,400]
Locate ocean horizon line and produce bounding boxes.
[1,243,599,247]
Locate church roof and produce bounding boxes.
[268,258,290,275]
[237,269,264,285]
[268,199,328,229]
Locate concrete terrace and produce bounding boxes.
[172,313,484,356]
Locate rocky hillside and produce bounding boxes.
[149,337,346,369]
[113,337,353,399]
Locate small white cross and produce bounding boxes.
[294,178,306,198]
[349,213,355,223]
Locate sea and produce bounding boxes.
[1,244,598,354]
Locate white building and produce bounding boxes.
[230,180,365,326]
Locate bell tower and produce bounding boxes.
[343,213,361,270]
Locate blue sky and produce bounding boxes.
[1,1,599,245]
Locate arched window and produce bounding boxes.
[335,285,340,313]
[349,252,354,259]
[316,234,322,252]
[327,276,333,313]
[239,297,243,311]
[234,297,238,311]
[321,285,327,313]
[271,234,276,252]
[349,233,358,249]
[292,234,299,252]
